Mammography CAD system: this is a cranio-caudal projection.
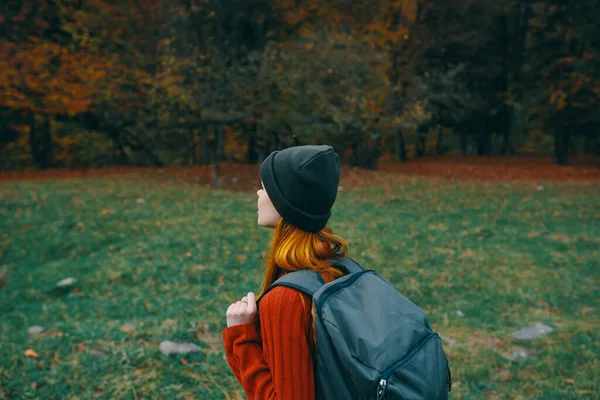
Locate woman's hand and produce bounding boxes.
[226,292,257,327]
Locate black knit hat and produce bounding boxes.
[260,145,340,232]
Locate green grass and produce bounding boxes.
[1,176,598,399]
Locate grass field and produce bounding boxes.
[0,171,598,399]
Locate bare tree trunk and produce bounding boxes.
[396,127,407,162]
[507,0,531,147]
[414,128,426,158]
[246,123,258,163]
[478,131,491,155]
[213,123,224,187]
[554,127,570,165]
[365,132,382,170]
[41,117,53,168]
[460,131,468,155]
[501,108,515,155]
[188,126,197,165]
[435,127,444,155]
[200,124,209,165]
[28,114,41,168]
[272,131,282,150]
[116,135,128,165]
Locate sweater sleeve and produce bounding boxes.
[221,286,315,400]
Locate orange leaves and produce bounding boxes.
[24,349,40,359]
[0,40,102,116]
[365,24,411,46]
[283,9,308,26]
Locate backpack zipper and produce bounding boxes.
[376,379,387,400]
[376,333,438,399]
[315,270,375,316]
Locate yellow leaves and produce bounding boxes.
[9,124,29,134]
[401,0,419,23]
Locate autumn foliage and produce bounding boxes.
[0,0,599,171]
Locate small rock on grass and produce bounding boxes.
[511,323,553,340]
[510,350,531,360]
[56,277,76,287]
[159,341,201,356]
[27,326,44,335]
[88,349,105,357]
[442,336,457,348]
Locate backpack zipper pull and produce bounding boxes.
[376,379,387,400]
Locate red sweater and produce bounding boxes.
[222,286,315,400]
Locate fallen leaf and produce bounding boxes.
[25,349,39,359]
[235,254,248,263]
[549,234,570,244]
[119,323,135,333]
[92,388,104,398]
[581,306,593,314]
[188,372,203,381]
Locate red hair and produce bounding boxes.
[257,219,348,300]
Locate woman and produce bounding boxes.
[222,145,349,399]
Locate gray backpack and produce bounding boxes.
[263,257,452,400]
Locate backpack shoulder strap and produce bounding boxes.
[260,257,364,300]
[262,269,324,299]
[332,256,364,274]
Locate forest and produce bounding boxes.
[1,0,599,171]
